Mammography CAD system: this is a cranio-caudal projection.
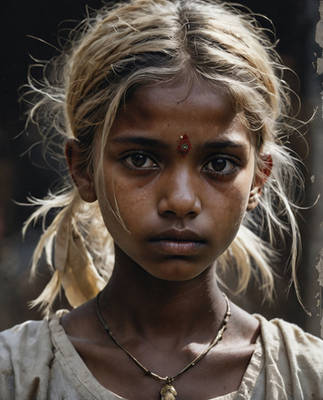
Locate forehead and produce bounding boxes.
[110,77,251,145]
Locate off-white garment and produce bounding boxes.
[0,311,323,399]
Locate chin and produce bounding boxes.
[144,261,210,283]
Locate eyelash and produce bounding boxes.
[121,151,239,177]
[121,151,159,170]
[202,156,239,177]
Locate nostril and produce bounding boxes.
[157,193,202,219]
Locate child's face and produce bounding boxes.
[88,77,263,281]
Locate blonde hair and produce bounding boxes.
[24,0,304,314]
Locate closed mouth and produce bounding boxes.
[149,229,206,243]
[149,229,206,255]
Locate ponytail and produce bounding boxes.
[25,189,110,315]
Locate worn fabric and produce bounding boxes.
[0,312,322,399]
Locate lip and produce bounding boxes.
[148,229,206,256]
[150,228,205,242]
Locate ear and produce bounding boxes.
[65,139,97,203]
[247,153,272,211]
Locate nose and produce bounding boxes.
[157,167,202,219]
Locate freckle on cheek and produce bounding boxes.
[113,183,148,212]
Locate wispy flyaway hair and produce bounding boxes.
[24,0,304,314]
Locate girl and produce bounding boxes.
[1,0,322,399]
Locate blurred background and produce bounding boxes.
[0,0,322,334]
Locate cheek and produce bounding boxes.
[222,189,248,229]
[214,190,249,253]
[217,177,252,212]
[97,173,151,235]
[117,179,151,215]
[210,175,253,232]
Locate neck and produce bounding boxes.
[99,251,226,344]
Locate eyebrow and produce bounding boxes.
[201,139,247,150]
[110,136,169,149]
[110,136,247,151]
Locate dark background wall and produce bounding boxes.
[0,0,322,333]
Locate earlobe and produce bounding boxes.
[65,139,97,203]
[247,153,272,211]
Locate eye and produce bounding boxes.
[202,156,238,176]
[122,152,158,170]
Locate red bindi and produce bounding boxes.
[177,134,191,156]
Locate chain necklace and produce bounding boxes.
[95,291,231,400]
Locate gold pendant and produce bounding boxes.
[160,383,177,400]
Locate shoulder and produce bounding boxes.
[0,318,53,368]
[255,315,323,398]
[256,314,323,358]
[0,318,53,398]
